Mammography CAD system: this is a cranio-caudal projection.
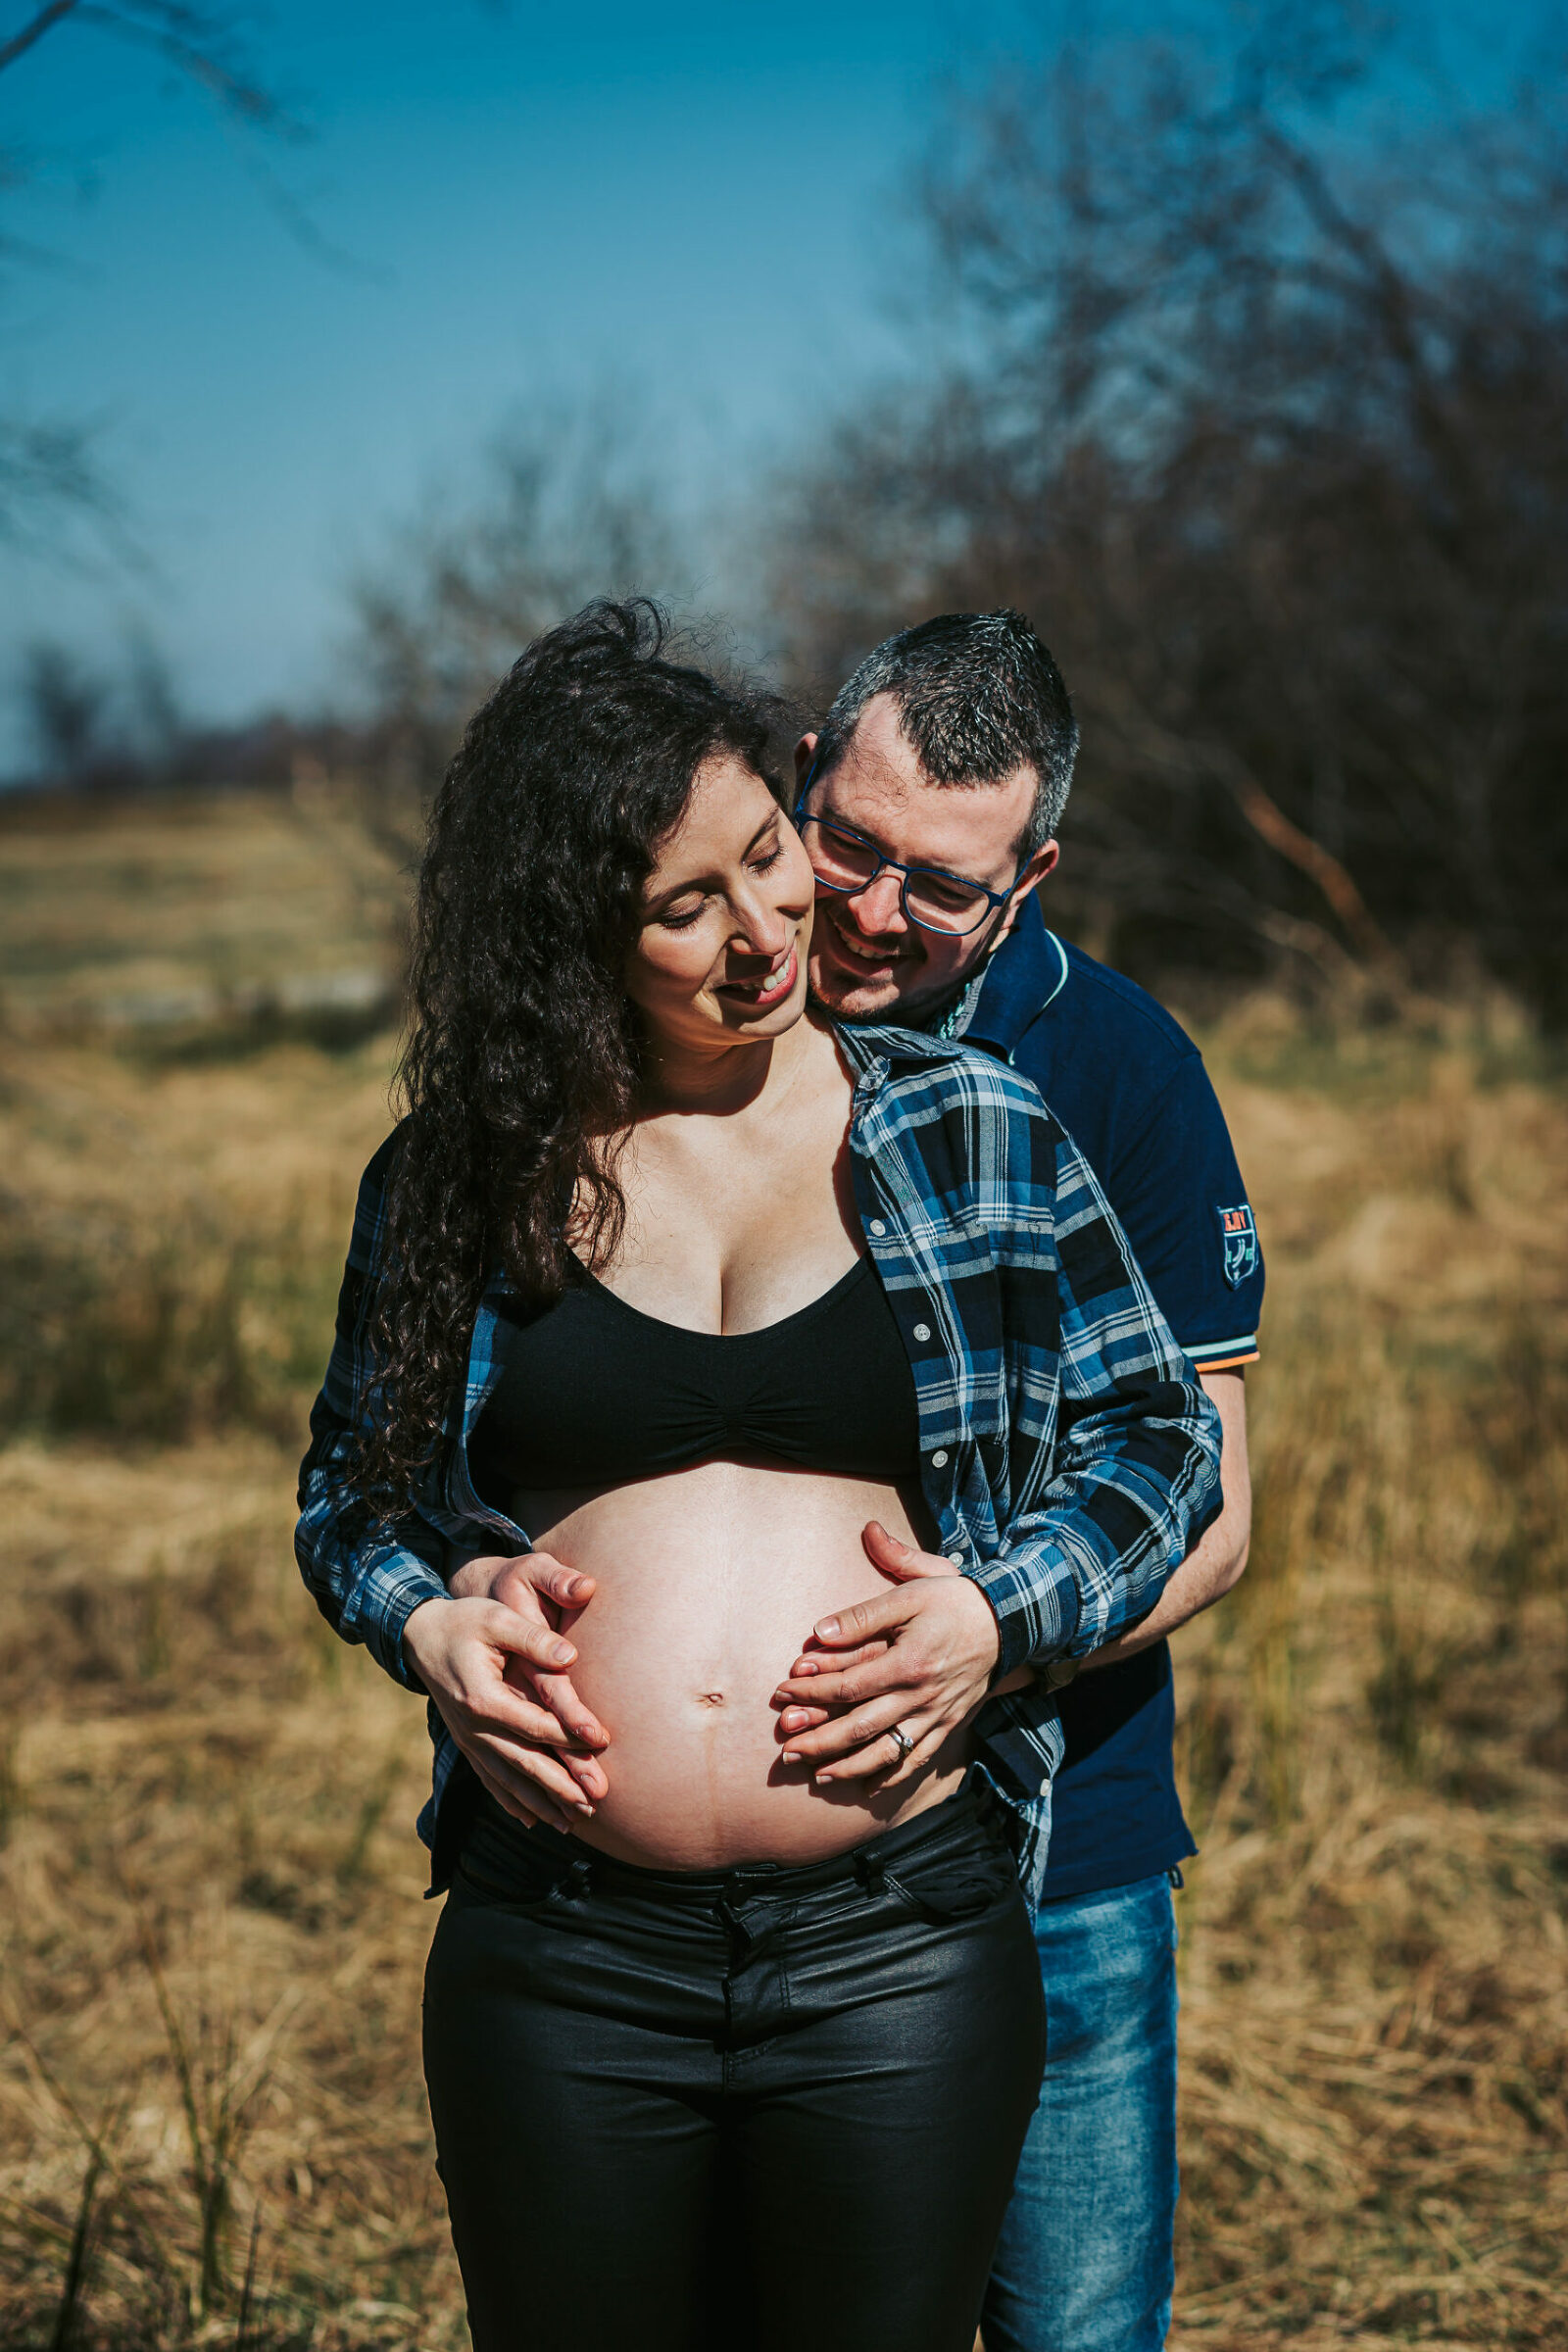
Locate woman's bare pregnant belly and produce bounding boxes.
[511,1459,969,1871]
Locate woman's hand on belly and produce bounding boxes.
[448,1549,612,1759]
[508,1464,972,1870]
[406,1555,612,1833]
[771,1519,1011,1793]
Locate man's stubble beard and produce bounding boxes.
[807,945,969,1027]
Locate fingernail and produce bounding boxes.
[815,1616,840,1640]
[575,1801,595,1817]
[549,1642,574,1665]
[782,1751,801,1765]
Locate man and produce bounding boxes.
[443,609,1259,2351]
[777,610,1261,2352]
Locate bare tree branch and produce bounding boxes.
[0,1,352,545]
[763,23,1568,1013]
[73,5,303,137]
[0,0,79,77]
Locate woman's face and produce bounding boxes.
[625,753,815,1056]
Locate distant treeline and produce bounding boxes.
[2,711,364,808]
[17,26,1568,1018]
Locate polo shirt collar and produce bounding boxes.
[966,896,1069,1061]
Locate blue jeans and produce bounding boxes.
[982,1872,1180,2352]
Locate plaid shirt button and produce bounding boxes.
[913,1321,931,1341]
[931,1448,950,1467]
[868,1218,887,1236]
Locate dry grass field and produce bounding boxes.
[1,793,1564,2351]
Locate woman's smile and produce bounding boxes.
[715,941,799,1008]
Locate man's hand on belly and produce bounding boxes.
[770,1523,1004,1788]
[407,1553,611,1832]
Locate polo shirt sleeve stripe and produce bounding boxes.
[1184,1334,1260,1370]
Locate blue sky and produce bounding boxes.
[0,0,1546,766]
[0,0,1010,753]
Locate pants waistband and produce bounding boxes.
[467,1779,1002,1908]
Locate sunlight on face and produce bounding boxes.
[803,693,1053,1022]
[624,754,816,1059]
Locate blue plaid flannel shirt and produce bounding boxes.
[296,1021,1221,1903]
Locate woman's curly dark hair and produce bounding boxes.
[358,598,785,1514]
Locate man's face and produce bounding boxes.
[800,692,1058,1022]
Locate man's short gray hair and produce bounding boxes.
[814,610,1078,858]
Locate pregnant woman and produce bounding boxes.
[296,602,1220,2352]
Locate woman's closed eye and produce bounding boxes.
[654,837,785,929]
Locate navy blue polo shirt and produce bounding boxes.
[964,899,1264,1901]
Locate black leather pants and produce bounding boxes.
[423,1783,1047,2352]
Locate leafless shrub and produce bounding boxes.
[765,22,1568,1017]
[347,399,691,806]
[0,1191,346,1446]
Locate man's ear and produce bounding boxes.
[992,840,1059,948]
[794,732,818,785]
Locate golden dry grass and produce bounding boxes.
[0,784,406,1035]
[1167,1010,1568,2348]
[1,796,1564,2349]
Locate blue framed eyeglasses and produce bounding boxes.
[791,771,1018,939]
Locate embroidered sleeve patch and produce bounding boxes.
[1217,1203,1259,1288]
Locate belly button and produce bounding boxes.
[697,1690,726,1707]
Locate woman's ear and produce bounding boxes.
[794,732,818,785]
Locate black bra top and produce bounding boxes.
[469,1255,921,1500]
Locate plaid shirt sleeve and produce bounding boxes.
[966,1118,1223,1678]
[294,1130,452,1691]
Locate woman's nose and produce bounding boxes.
[734,887,790,957]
